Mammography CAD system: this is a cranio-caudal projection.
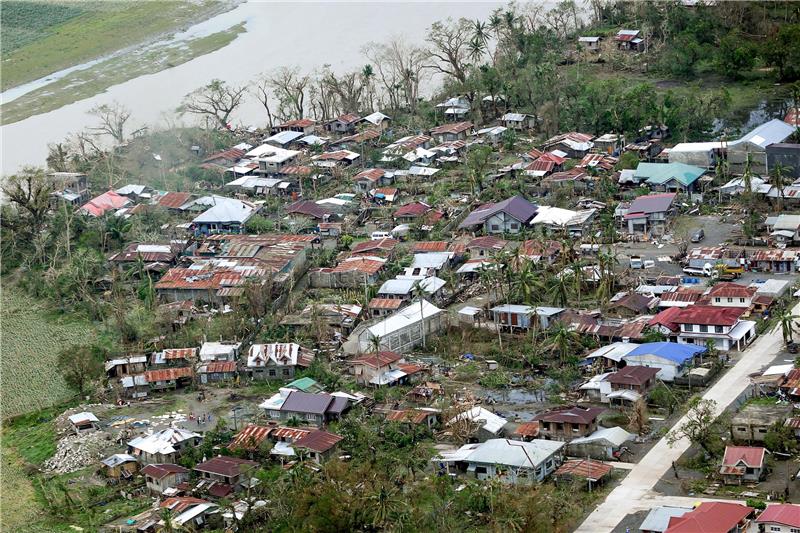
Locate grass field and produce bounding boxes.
[1,22,246,125]
[0,445,43,531]
[1,287,93,418]
[1,0,233,91]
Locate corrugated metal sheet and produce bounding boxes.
[145,367,193,382]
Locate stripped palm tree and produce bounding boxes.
[776,308,800,345]
[771,162,788,212]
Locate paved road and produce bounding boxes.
[575,301,798,533]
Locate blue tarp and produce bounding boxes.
[626,342,706,364]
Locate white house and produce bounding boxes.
[436,438,565,485]
[672,305,756,351]
[357,299,444,354]
[127,428,202,464]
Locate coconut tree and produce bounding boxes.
[547,271,572,307]
[544,322,581,363]
[777,308,800,345]
[771,162,789,212]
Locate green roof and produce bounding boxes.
[634,162,705,187]
[286,376,322,392]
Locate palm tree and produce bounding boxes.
[547,272,571,307]
[369,334,383,354]
[545,323,580,363]
[776,309,800,345]
[771,162,788,212]
[411,279,430,348]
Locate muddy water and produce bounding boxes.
[1,1,511,174]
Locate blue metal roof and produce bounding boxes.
[626,342,705,363]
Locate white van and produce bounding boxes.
[371,231,391,241]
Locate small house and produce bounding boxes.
[466,235,508,257]
[127,428,202,464]
[577,36,601,51]
[349,350,405,386]
[542,132,594,158]
[356,299,444,354]
[385,408,440,430]
[719,445,765,485]
[614,29,644,52]
[436,438,564,484]
[273,118,316,134]
[268,391,351,427]
[605,365,659,405]
[730,403,792,443]
[68,412,99,434]
[663,502,752,533]
[197,361,237,384]
[534,406,604,441]
[447,406,508,442]
[293,429,344,463]
[620,193,676,236]
[193,456,260,495]
[361,111,391,131]
[554,459,613,489]
[755,504,800,533]
[326,113,361,134]
[430,121,473,143]
[501,112,535,130]
[101,453,139,480]
[246,343,315,380]
[458,195,538,235]
[142,463,190,494]
[199,342,240,362]
[566,426,635,460]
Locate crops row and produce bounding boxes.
[1,1,88,55]
[2,288,89,418]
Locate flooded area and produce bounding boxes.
[0,1,507,175]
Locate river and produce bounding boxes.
[0,1,513,175]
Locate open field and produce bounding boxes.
[1,287,92,418]
[1,22,246,125]
[0,445,43,531]
[1,0,235,91]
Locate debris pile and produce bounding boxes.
[44,430,119,474]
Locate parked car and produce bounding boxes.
[690,228,705,243]
[370,231,391,240]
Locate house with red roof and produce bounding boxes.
[353,168,389,192]
[193,456,260,497]
[273,118,316,135]
[430,121,473,143]
[672,305,757,351]
[706,282,757,309]
[142,463,190,494]
[394,201,436,224]
[719,445,766,484]
[665,502,752,533]
[756,504,800,533]
[349,350,405,386]
[80,190,132,217]
[606,365,659,405]
[326,112,361,134]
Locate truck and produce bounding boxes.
[682,262,744,278]
[629,256,643,269]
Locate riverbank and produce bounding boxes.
[1,0,238,92]
[1,22,247,125]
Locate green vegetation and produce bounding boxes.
[1,0,232,91]
[2,23,246,125]
[1,288,94,417]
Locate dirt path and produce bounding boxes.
[575,300,798,532]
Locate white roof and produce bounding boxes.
[271,441,296,456]
[226,176,282,189]
[246,144,301,161]
[68,412,99,424]
[579,372,612,392]
[378,278,416,296]
[586,342,637,362]
[669,141,726,153]
[408,166,440,176]
[448,406,507,435]
[121,375,148,387]
[259,388,292,410]
[403,147,437,162]
[442,438,564,469]
[476,126,507,136]
[116,184,147,195]
[763,364,794,377]
[370,368,407,385]
[502,113,529,122]
[367,299,442,338]
[248,343,305,368]
[317,197,351,207]
[101,453,137,467]
[730,118,795,149]
[607,389,641,402]
[532,205,595,227]
[362,111,391,125]
[298,135,327,146]
[199,341,240,360]
[578,36,601,43]
[191,197,257,225]
[265,130,304,145]
[419,276,446,294]
[569,426,634,447]
[491,304,533,314]
[456,260,497,274]
[410,252,450,270]
[127,427,200,455]
[639,506,692,533]
[458,305,481,316]
[173,503,218,526]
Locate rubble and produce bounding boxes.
[44,428,122,474]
